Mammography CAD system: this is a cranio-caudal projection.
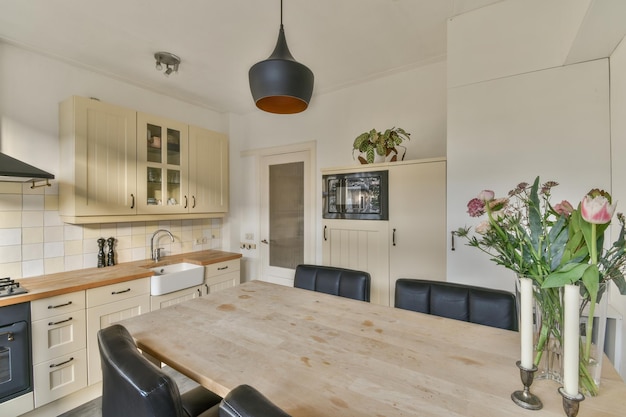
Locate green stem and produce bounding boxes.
[585,224,597,363]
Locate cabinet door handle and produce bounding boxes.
[393,228,396,246]
[205,284,209,294]
[130,193,135,209]
[192,196,196,208]
[48,317,73,326]
[184,195,188,208]
[50,357,74,368]
[197,288,202,297]
[217,266,229,270]
[48,301,73,309]
[324,225,327,241]
[111,288,131,295]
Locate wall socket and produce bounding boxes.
[245,233,254,240]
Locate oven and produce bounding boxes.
[0,302,33,405]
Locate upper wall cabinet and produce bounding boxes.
[59,96,138,219]
[59,96,229,224]
[188,125,229,213]
[137,113,189,214]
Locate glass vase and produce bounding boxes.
[516,277,563,382]
[578,284,608,396]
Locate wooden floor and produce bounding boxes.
[58,366,200,417]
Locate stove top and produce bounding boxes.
[0,277,28,298]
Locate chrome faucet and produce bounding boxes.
[151,229,174,261]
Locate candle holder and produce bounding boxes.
[557,387,584,417]
[511,361,543,410]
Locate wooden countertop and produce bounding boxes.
[121,281,626,417]
[0,250,242,307]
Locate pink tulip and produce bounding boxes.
[581,189,616,224]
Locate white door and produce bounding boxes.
[260,150,313,286]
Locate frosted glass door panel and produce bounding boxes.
[269,162,304,269]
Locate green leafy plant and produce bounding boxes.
[352,127,410,164]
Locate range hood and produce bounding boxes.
[0,152,54,183]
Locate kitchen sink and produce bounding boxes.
[149,262,204,296]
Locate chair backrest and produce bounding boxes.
[293,264,371,301]
[220,385,291,417]
[394,279,518,331]
[97,324,186,417]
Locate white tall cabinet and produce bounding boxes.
[322,158,446,306]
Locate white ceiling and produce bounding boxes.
[0,0,502,115]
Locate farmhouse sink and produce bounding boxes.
[149,262,204,296]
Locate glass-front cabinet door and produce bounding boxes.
[137,113,189,213]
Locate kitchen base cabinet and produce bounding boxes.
[205,259,240,293]
[31,291,87,408]
[321,219,389,305]
[150,285,203,311]
[86,278,150,385]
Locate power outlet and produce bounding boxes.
[245,233,254,240]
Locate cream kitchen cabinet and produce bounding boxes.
[205,259,240,293]
[188,126,229,213]
[322,158,446,307]
[59,96,137,222]
[31,291,88,407]
[86,278,150,385]
[150,284,203,311]
[388,159,446,306]
[59,96,229,224]
[137,112,189,214]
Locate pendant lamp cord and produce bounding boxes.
[280,0,283,26]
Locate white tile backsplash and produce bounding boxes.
[0,187,223,279]
[22,195,44,211]
[0,228,21,246]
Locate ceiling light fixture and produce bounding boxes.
[154,52,180,77]
[249,0,314,114]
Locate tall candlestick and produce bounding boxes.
[520,277,534,369]
[563,284,580,396]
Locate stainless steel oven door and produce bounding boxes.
[0,321,31,403]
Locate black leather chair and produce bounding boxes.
[98,324,222,417]
[394,279,518,331]
[293,264,371,301]
[219,385,291,417]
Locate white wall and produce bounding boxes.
[610,37,626,378]
[229,61,447,281]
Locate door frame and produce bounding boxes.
[243,141,316,285]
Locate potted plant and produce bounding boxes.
[352,127,411,164]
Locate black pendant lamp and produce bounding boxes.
[249,0,314,114]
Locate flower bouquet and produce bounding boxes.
[456,177,626,396]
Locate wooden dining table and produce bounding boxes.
[120,280,625,417]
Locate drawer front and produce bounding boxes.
[86,278,150,307]
[31,291,85,321]
[32,310,87,364]
[205,259,240,279]
[33,349,87,408]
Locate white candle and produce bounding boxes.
[520,277,534,369]
[563,284,580,396]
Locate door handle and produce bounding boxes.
[261,239,269,244]
[324,225,327,241]
[393,228,396,246]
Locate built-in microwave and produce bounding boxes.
[322,170,388,220]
